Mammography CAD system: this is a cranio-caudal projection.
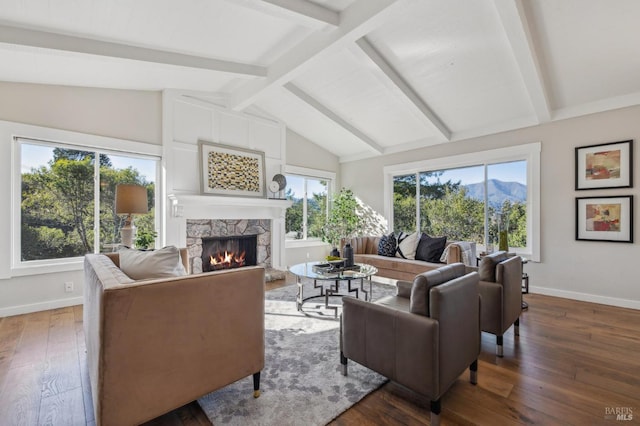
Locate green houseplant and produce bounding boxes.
[134,229,157,250]
[321,188,362,256]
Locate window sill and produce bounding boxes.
[285,240,329,249]
[11,258,84,277]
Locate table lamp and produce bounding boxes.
[115,184,148,248]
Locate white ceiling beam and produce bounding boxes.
[493,0,551,123]
[355,37,451,141]
[221,0,339,27]
[0,24,267,77]
[285,82,384,154]
[229,0,404,111]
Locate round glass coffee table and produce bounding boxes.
[288,261,378,318]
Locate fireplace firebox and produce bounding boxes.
[201,235,258,272]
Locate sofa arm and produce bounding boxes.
[445,243,462,263]
[342,296,438,397]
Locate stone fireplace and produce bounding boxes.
[167,193,292,281]
[186,219,284,280]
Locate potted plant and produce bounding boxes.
[322,188,362,257]
[134,229,157,250]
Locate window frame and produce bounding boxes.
[8,122,162,277]
[284,165,336,248]
[383,143,541,261]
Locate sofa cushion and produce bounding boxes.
[478,251,509,282]
[119,246,188,280]
[377,233,397,257]
[415,234,447,263]
[410,263,466,316]
[396,231,419,260]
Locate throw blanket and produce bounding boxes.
[440,241,476,266]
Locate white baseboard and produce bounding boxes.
[0,296,83,318]
[529,286,640,310]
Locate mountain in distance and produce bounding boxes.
[463,179,526,207]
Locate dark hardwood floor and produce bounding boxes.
[1,276,638,425]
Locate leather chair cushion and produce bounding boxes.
[478,251,509,282]
[410,263,466,316]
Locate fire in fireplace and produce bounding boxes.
[201,235,257,272]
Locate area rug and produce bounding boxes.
[197,281,396,425]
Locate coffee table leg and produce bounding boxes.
[296,275,303,310]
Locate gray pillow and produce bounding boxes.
[119,246,187,280]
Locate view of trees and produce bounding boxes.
[21,146,155,261]
[285,185,327,240]
[393,171,527,248]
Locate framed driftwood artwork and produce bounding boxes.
[199,140,266,198]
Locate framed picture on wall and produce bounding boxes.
[575,195,633,243]
[198,140,266,198]
[575,140,633,190]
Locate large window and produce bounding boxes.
[386,143,540,260]
[19,139,158,262]
[285,174,330,241]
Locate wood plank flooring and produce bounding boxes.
[0,278,638,425]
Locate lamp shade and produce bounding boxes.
[115,184,148,215]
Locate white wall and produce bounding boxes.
[0,82,161,317]
[341,105,640,309]
[284,129,340,266]
[0,81,161,144]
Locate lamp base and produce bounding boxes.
[121,223,136,248]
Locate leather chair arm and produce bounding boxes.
[429,273,481,394]
[396,280,413,298]
[478,280,502,334]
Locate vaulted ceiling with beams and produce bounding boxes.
[1,0,639,162]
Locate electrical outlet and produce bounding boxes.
[64,282,74,293]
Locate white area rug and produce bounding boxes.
[197,282,395,425]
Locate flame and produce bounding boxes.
[210,250,246,269]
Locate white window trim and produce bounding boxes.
[383,142,541,262]
[4,121,162,277]
[284,165,336,248]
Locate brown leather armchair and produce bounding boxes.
[340,263,480,426]
[477,251,523,356]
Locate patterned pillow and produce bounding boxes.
[396,231,419,260]
[377,233,397,257]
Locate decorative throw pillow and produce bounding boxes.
[377,233,397,257]
[395,231,419,260]
[415,234,447,263]
[119,246,187,280]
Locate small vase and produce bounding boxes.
[330,247,341,258]
[498,230,508,252]
[498,213,509,252]
[343,243,354,267]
